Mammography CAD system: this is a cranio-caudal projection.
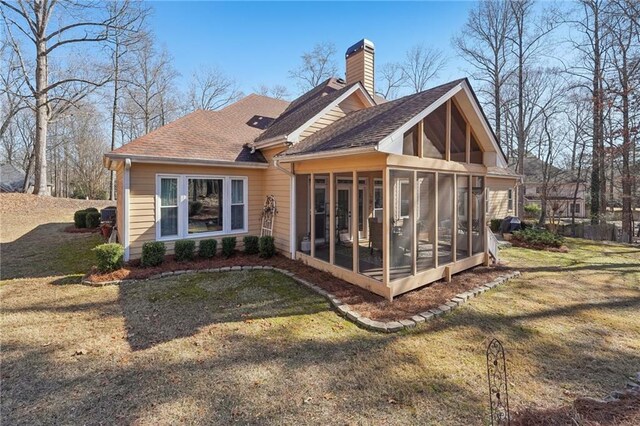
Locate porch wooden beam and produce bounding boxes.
[417,119,424,158]
[412,170,417,276]
[387,153,486,174]
[434,172,439,269]
[352,171,359,273]
[445,100,451,162]
[310,173,315,258]
[382,167,390,286]
[329,172,335,265]
[468,175,473,257]
[452,174,457,264]
[466,125,471,164]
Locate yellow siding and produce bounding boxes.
[486,177,516,219]
[116,162,125,244]
[261,147,292,254]
[346,50,374,95]
[127,163,265,259]
[298,93,368,141]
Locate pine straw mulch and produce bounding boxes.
[85,253,512,322]
[63,225,101,234]
[511,240,570,253]
[512,392,640,426]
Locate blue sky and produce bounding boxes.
[149,1,477,96]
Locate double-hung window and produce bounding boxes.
[157,175,248,240]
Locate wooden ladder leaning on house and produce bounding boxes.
[260,195,277,237]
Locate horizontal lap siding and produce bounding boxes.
[116,164,124,243]
[261,148,292,254]
[127,163,265,259]
[299,93,368,140]
[487,177,516,220]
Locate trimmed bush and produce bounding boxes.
[74,210,89,228]
[512,228,564,248]
[198,239,217,258]
[489,219,502,233]
[259,235,276,258]
[92,243,124,273]
[85,207,99,213]
[141,241,166,267]
[174,239,195,262]
[86,211,101,228]
[524,203,541,220]
[243,236,259,255]
[221,237,236,258]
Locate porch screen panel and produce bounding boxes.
[313,174,330,262]
[295,174,311,254]
[389,170,413,279]
[188,178,223,234]
[450,102,467,162]
[472,176,485,254]
[334,173,353,271]
[402,124,419,156]
[160,177,178,237]
[416,172,436,272]
[456,175,470,260]
[437,174,454,265]
[358,171,382,280]
[422,103,446,159]
[470,132,483,164]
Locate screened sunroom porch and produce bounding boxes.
[292,160,488,300]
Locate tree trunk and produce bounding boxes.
[110,42,120,201]
[621,58,633,242]
[33,35,49,196]
[516,33,525,219]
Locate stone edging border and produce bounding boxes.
[82,266,521,333]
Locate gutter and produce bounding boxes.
[252,135,288,150]
[273,158,296,259]
[276,145,378,163]
[104,153,269,169]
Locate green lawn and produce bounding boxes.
[1,199,639,425]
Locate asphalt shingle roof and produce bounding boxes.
[254,78,355,143]
[0,163,30,192]
[280,79,465,156]
[109,94,289,163]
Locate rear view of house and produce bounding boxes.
[105,39,519,300]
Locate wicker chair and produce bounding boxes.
[368,217,383,255]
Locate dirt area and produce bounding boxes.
[87,253,511,322]
[2,193,640,425]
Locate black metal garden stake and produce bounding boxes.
[486,338,510,425]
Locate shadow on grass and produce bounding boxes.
[119,270,333,351]
[0,222,103,280]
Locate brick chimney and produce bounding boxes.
[345,39,374,96]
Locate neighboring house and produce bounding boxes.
[0,163,31,193]
[521,155,587,219]
[104,39,518,300]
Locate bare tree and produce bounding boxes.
[453,0,513,148]
[187,65,242,111]
[289,42,338,92]
[0,0,134,195]
[401,44,447,93]
[376,62,405,100]
[254,84,290,100]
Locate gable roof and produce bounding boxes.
[0,163,30,192]
[255,78,366,144]
[107,94,289,164]
[280,79,465,157]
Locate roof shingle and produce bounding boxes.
[109,94,289,163]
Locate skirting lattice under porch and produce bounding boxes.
[82,267,521,333]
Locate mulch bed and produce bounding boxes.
[85,253,512,322]
[63,225,101,234]
[511,240,569,253]
[512,392,640,426]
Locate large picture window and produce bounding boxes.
[157,174,248,240]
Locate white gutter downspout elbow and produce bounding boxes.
[273,158,296,259]
[123,158,131,261]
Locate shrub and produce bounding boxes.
[524,203,541,220]
[512,228,564,248]
[221,237,236,258]
[74,210,89,228]
[198,239,217,258]
[243,236,259,255]
[174,239,195,262]
[489,219,502,233]
[259,235,276,258]
[92,243,124,273]
[85,207,99,213]
[141,241,166,267]
[86,211,101,228]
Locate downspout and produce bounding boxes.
[274,157,296,259]
[123,158,131,261]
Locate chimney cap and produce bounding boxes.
[345,39,375,58]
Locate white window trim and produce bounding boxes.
[155,174,249,242]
